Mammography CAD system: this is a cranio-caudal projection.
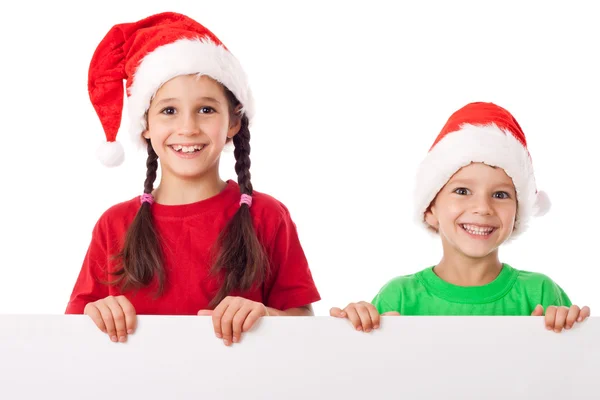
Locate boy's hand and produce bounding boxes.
[531,304,591,332]
[330,301,400,332]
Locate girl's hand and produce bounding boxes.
[198,296,268,346]
[531,304,591,332]
[84,295,137,343]
[330,301,400,332]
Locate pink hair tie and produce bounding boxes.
[140,193,154,205]
[240,194,253,207]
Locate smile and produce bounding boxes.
[169,144,205,153]
[460,224,496,237]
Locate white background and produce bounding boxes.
[0,1,597,315]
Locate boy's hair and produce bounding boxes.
[111,85,268,306]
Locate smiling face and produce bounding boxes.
[425,162,518,260]
[142,74,241,181]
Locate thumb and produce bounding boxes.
[382,311,401,316]
[197,309,213,316]
[531,305,544,316]
[329,307,346,318]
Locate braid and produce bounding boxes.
[233,117,252,195]
[210,101,268,307]
[110,139,165,295]
[144,139,159,194]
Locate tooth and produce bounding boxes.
[462,223,493,235]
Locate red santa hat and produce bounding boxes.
[414,102,551,237]
[88,12,254,167]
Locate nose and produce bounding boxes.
[177,111,201,136]
[471,193,493,216]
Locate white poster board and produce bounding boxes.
[0,316,598,399]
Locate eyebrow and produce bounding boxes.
[449,179,515,191]
[154,96,222,107]
[448,179,476,186]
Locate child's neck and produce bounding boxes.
[434,251,503,287]
[153,170,228,205]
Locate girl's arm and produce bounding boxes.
[66,218,110,314]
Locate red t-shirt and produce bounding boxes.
[65,181,320,315]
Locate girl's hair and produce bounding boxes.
[111,84,268,306]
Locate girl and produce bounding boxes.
[330,102,590,332]
[66,12,320,346]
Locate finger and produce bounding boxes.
[104,296,128,342]
[344,306,363,331]
[212,298,230,339]
[116,296,137,334]
[553,307,569,333]
[231,305,253,343]
[242,307,266,332]
[355,304,374,332]
[364,303,381,329]
[221,301,241,346]
[565,305,580,330]
[329,307,345,318]
[95,302,118,342]
[578,306,591,322]
[197,310,213,316]
[545,306,557,331]
[531,304,544,316]
[84,303,107,333]
[382,311,401,316]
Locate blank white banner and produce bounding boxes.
[0,315,598,399]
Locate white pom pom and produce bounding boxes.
[96,141,125,167]
[533,190,551,216]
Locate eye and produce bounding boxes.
[453,187,470,195]
[199,106,215,114]
[160,107,176,115]
[493,191,511,199]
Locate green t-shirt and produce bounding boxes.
[372,264,571,315]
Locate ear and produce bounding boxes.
[424,204,439,232]
[227,105,243,140]
[142,130,151,140]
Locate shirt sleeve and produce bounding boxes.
[372,280,402,314]
[263,207,320,311]
[540,277,573,309]
[65,218,110,314]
